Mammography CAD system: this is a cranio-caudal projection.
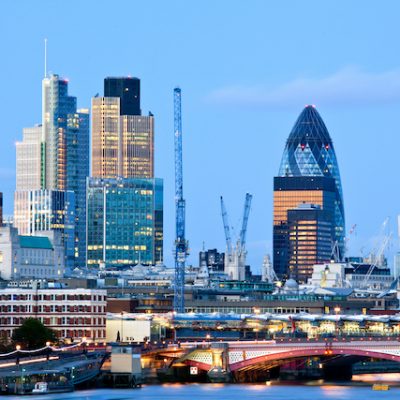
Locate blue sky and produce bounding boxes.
[1,1,400,272]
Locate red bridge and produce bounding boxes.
[172,338,400,379]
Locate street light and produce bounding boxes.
[15,345,21,394]
[46,342,51,361]
[334,307,341,336]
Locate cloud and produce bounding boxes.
[207,67,400,108]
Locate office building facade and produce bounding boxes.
[15,125,43,191]
[89,77,162,268]
[0,225,64,281]
[86,177,163,268]
[91,87,153,179]
[287,204,333,282]
[104,77,141,116]
[14,190,75,271]
[40,74,89,267]
[273,105,344,280]
[0,285,106,342]
[273,176,336,279]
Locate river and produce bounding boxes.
[6,383,400,400]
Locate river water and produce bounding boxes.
[6,383,400,400]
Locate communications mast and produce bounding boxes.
[173,88,188,313]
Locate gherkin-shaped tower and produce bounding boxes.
[273,105,345,280]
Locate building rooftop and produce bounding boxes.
[19,236,53,250]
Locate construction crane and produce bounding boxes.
[361,218,392,289]
[239,193,252,256]
[220,196,233,259]
[220,193,253,280]
[173,87,189,313]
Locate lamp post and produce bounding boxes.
[120,312,125,343]
[46,341,51,361]
[15,345,21,394]
[334,306,341,336]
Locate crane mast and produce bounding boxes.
[220,196,233,257]
[239,193,252,254]
[173,87,188,313]
[220,193,252,281]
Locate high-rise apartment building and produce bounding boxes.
[86,177,163,268]
[273,106,345,281]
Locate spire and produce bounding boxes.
[44,38,48,78]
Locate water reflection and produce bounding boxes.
[4,383,400,400]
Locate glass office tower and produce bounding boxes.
[273,105,345,280]
[89,77,161,269]
[42,75,89,267]
[104,77,141,116]
[86,177,163,268]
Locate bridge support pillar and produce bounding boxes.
[207,343,232,383]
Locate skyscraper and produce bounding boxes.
[86,177,163,268]
[41,74,89,267]
[273,106,345,280]
[287,204,333,282]
[88,77,162,267]
[15,75,89,269]
[104,77,141,116]
[92,77,153,179]
[16,125,42,191]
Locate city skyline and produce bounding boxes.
[2,1,400,272]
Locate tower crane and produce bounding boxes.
[220,196,233,259]
[173,87,189,313]
[220,193,253,280]
[239,193,252,256]
[361,218,391,289]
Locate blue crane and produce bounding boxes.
[173,87,189,313]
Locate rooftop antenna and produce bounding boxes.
[44,38,48,78]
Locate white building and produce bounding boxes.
[16,125,42,191]
[309,261,394,291]
[0,225,64,280]
[0,283,107,342]
[106,316,151,343]
[308,262,347,288]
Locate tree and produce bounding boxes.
[12,318,58,349]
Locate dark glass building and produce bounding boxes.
[104,77,141,116]
[273,105,345,280]
[287,204,333,283]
